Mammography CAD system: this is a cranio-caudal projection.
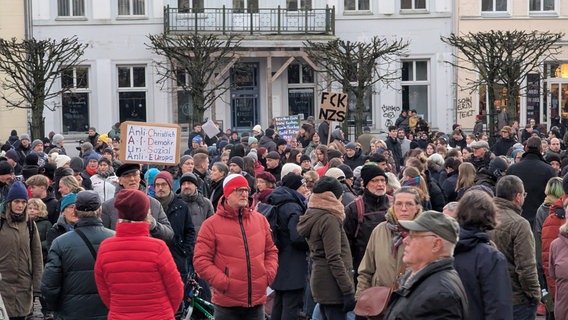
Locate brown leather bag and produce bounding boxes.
[353,285,392,318]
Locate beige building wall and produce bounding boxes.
[0,0,29,141]
[456,0,568,130]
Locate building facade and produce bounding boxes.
[456,0,568,131]
[0,0,30,140]
[33,0,457,140]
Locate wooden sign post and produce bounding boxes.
[119,121,181,166]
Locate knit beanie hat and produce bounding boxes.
[327,149,343,160]
[60,193,77,211]
[361,164,388,187]
[5,150,19,162]
[87,153,100,163]
[276,138,287,147]
[312,176,343,199]
[31,139,43,150]
[488,157,508,176]
[7,181,28,202]
[282,173,305,190]
[0,161,14,175]
[179,155,192,167]
[69,157,84,173]
[253,125,262,133]
[52,134,64,145]
[337,164,354,179]
[248,137,258,145]
[180,172,199,186]
[223,173,249,198]
[266,151,280,160]
[247,149,258,161]
[511,149,523,160]
[300,154,311,164]
[265,128,275,138]
[345,142,356,150]
[25,153,39,166]
[154,171,173,190]
[20,134,30,142]
[229,156,244,170]
[144,168,160,186]
[256,171,276,184]
[114,189,150,221]
[55,155,71,168]
[98,157,111,166]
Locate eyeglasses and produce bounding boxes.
[154,183,169,189]
[407,234,438,241]
[523,192,528,198]
[233,188,250,194]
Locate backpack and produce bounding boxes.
[256,202,281,248]
[353,195,391,238]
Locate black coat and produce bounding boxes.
[384,257,468,320]
[491,137,516,157]
[267,186,309,291]
[343,149,366,170]
[163,196,196,279]
[386,136,402,167]
[441,171,458,202]
[426,170,446,212]
[454,228,513,320]
[506,151,557,228]
[41,217,115,319]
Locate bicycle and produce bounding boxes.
[182,273,214,320]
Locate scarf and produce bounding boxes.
[544,194,559,206]
[155,191,175,213]
[307,191,345,221]
[86,166,98,176]
[385,209,408,256]
[96,168,114,179]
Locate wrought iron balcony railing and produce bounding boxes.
[164,5,335,35]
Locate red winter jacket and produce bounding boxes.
[193,197,278,307]
[94,222,184,320]
[542,196,566,297]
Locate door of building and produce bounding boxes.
[231,63,259,132]
[547,81,568,128]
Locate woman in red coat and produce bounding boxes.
[95,189,184,320]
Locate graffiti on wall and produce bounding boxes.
[382,105,401,127]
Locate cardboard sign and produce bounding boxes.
[202,119,221,139]
[274,115,301,141]
[319,91,348,122]
[119,121,181,165]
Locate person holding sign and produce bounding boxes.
[101,163,174,242]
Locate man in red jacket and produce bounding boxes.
[194,173,278,320]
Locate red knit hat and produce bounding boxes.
[223,173,249,198]
[154,171,173,190]
[114,189,150,221]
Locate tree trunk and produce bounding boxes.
[31,102,44,140]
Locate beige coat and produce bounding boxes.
[0,211,43,317]
[356,222,405,299]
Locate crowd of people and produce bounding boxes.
[0,114,567,320]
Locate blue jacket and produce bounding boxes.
[267,186,309,291]
[454,227,513,320]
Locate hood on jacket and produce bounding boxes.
[454,228,491,254]
[297,208,326,238]
[549,195,568,219]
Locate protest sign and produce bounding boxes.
[274,115,301,141]
[202,119,221,139]
[319,91,348,122]
[120,121,181,165]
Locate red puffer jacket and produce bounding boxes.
[194,197,278,307]
[542,196,566,297]
[94,222,184,320]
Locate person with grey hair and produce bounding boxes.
[208,161,229,210]
[490,175,541,320]
[49,134,66,155]
[383,210,468,319]
[442,201,459,219]
[41,190,115,319]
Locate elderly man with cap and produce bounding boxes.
[0,181,43,320]
[468,139,494,172]
[343,164,391,282]
[194,173,278,319]
[152,170,196,282]
[95,189,184,320]
[101,163,173,241]
[41,190,115,320]
[383,210,468,319]
[179,172,214,235]
[266,172,309,320]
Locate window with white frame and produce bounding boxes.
[61,67,90,132]
[178,0,204,13]
[529,0,555,11]
[118,0,145,16]
[401,60,429,120]
[401,0,426,10]
[481,0,507,12]
[233,0,259,13]
[344,0,370,11]
[118,66,147,122]
[288,63,315,119]
[287,0,312,11]
[57,0,85,17]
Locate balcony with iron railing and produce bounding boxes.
[164,5,335,35]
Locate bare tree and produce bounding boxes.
[442,30,563,135]
[0,37,87,139]
[304,36,409,137]
[147,33,242,125]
